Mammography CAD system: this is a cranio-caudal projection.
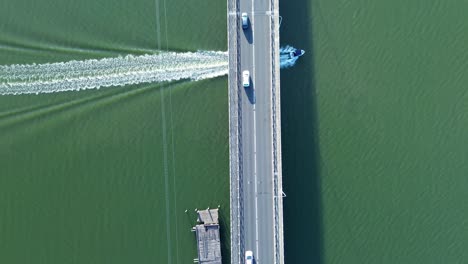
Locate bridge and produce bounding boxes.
[227,0,284,263]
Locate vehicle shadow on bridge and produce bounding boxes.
[243,25,253,44]
[280,0,324,263]
[244,82,256,104]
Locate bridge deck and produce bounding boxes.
[227,0,284,263]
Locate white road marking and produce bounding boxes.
[251,0,260,259]
[251,11,277,15]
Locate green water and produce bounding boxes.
[0,0,229,263]
[281,0,468,263]
[3,0,468,263]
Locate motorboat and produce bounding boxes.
[290,48,305,58]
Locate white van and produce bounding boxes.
[242,70,250,88]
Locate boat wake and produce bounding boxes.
[0,45,304,96]
[279,45,305,69]
[0,51,228,95]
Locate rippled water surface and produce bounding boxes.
[3,0,468,263]
[0,0,229,263]
[281,0,468,263]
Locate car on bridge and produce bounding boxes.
[241,13,249,29]
[245,250,254,264]
[242,70,250,88]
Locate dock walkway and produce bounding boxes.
[193,209,222,264]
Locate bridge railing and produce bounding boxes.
[227,0,243,263]
[270,0,284,263]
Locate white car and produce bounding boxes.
[242,70,250,88]
[241,12,249,29]
[245,250,254,264]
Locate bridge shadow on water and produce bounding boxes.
[280,0,324,263]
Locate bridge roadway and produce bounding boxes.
[227,0,283,263]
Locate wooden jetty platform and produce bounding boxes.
[192,209,222,264]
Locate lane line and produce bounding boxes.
[251,0,260,259]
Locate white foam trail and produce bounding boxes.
[0,51,228,95]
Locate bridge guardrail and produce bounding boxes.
[228,0,243,263]
[270,0,284,263]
